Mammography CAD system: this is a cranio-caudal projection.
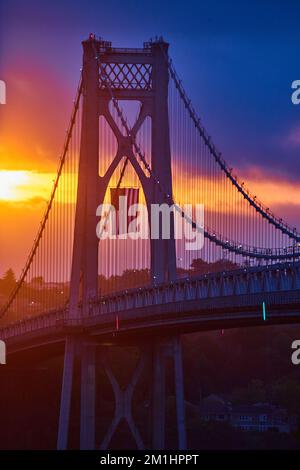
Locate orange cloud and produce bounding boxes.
[0,58,73,172]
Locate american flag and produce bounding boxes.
[110,187,139,236]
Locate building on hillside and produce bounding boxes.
[200,395,297,433]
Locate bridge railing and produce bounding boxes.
[1,262,300,341]
[0,309,65,341]
[90,262,300,315]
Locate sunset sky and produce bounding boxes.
[1,0,300,276]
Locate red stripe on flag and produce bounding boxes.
[110,188,139,236]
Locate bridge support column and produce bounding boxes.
[151,336,186,450]
[57,336,76,450]
[151,341,167,449]
[150,40,177,284]
[100,350,147,450]
[80,341,96,449]
[57,336,185,450]
[173,336,187,450]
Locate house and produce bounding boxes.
[200,395,297,433]
[230,403,297,433]
[199,394,229,423]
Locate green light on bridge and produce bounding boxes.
[262,301,267,321]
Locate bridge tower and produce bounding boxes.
[57,35,186,450]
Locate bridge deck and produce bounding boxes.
[1,263,299,356]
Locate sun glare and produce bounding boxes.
[0,170,56,202]
[0,170,30,201]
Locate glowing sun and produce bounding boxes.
[0,170,30,201]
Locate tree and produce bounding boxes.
[31,276,44,286]
[190,258,210,274]
[230,379,266,405]
[190,258,239,275]
[0,268,16,294]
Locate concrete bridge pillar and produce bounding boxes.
[57,336,76,450]
[151,341,167,449]
[151,336,187,450]
[57,335,186,450]
[57,336,97,450]
[173,336,187,450]
[80,341,96,449]
[100,349,147,450]
[150,41,177,284]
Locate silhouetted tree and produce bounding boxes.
[190,258,239,275]
[31,276,44,286]
[190,258,210,274]
[0,268,16,294]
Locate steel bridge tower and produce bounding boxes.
[57,35,186,450]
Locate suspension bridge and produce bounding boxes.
[0,35,300,450]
